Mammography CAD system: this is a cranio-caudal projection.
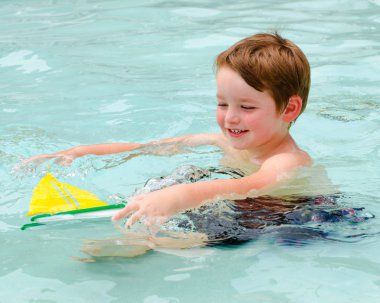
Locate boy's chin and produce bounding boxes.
[222,131,254,150]
[227,140,251,151]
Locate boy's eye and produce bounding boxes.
[241,106,256,110]
[217,103,228,107]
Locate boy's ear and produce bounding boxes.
[282,95,303,123]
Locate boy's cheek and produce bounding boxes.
[215,111,224,129]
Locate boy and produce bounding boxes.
[24,32,311,230]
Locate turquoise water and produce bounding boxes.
[1,0,380,302]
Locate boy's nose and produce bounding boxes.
[225,109,240,124]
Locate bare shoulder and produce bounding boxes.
[260,149,312,173]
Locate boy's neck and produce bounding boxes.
[246,132,297,164]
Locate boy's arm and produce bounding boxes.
[22,133,224,165]
[113,152,311,227]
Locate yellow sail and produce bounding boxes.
[27,173,108,216]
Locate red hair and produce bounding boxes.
[216,32,310,114]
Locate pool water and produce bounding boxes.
[1,0,380,302]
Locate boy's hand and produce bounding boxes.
[112,187,183,228]
[20,153,75,168]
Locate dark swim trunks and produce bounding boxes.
[181,194,373,245]
[137,165,374,245]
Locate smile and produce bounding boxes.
[227,129,248,137]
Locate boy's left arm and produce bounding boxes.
[113,152,311,227]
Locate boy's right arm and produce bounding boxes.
[22,133,224,165]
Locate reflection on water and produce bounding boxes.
[308,96,380,122]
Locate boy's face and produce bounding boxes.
[216,66,288,152]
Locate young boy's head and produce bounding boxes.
[215,32,310,115]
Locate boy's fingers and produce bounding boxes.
[125,211,142,228]
[17,156,48,171]
[112,204,137,221]
[22,154,54,164]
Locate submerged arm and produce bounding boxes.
[22,133,224,165]
[113,152,311,227]
[66,133,222,156]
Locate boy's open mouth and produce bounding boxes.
[227,129,248,137]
